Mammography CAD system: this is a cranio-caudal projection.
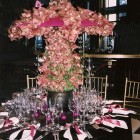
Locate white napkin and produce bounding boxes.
[0,119,5,129]
[0,112,8,116]
[90,116,101,125]
[9,130,35,140]
[9,123,40,140]
[112,108,136,115]
[9,129,21,140]
[105,100,124,105]
[102,108,110,115]
[102,119,128,129]
[91,116,128,129]
[0,117,19,128]
[63,128,87,140]
[105,100,113,105]
[9,117,19,125]
[102,108,136,115]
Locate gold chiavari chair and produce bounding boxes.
[26,75,37,89]
[123,78,140,108]
[85,75,108,100]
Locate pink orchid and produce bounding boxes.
[35,0,43,8]
[8,0,113,92]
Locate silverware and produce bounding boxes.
[85,129,93,139]
[53,131,59,140]
[109,114,128,118]
[53,134,57,140]
[92,123,113,133]
[0,126,18,133]
[35,135,44,140]
[35,132,49,140]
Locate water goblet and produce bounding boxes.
[30,99,40,125]
[68,99,76,123]
[50,110,58,131]
[40,100,49,131]
[55,103,63,129]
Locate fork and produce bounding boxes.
[53,131,60,140]
[35,132,49,140]
[92,123,113,133]
[85,129,93,139]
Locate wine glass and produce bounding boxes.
[50,109,58,131]
[68,99,76,123]
[30,98,40,125]
[55,103,63,129]
[40,100,49,131]
[22,100,31,124]
[41,100,48,115]
[78,98,89,130]
[95,91,103,116]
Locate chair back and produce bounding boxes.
[123,78,140,108]
[85,75,108,100]
[26,75,37,89]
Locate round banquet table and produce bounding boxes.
[0,111,132,140]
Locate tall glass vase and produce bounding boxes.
[47,90,73,112]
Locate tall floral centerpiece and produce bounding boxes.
[8,0,113,106]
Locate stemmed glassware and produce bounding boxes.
[41,100,48,115]
[79,99,88,125]
[55,103,63,129]
[40,100,49,131]
[94,91,103,116]
[68,99,77,123]
[31,100,40,125]
[21,96,30,123]
[48,99,61,131]
[1,100,15,117]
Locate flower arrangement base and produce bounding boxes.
[47,90,73,112]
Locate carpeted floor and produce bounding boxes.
[131,117,140,140]
[123,105,140,140]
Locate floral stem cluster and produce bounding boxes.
[8,0,114,92]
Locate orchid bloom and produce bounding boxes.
[8,0,114,92]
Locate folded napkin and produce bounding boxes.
[63,127,87,140]
[102,104,136,115]
[105,100,125,105]
[0,112,8,116]
[112,108,136,115]
[105,100,113,105]
[9,117,20,126]
[0,117,19,128]
[9,123,40,140]
[0,119,5,129]
[102,107,136,115]
[91,116,128,129]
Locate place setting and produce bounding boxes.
[0,85,136,140]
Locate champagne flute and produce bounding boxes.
[40,100,49,131]
[68,99,76,123]
[56,103,63,129]
[30,99,40,125]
